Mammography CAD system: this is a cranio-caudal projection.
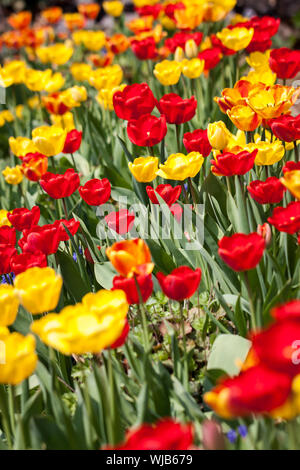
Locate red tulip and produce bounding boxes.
[157,93,197,125]
[211,150,257,177]
[0,226,16,246]
[252,319,300,377]
[206,364,292,417]
[43,92,69,115]
[20,152,48,182]
[84,245,101,264]
[269,114,300,142]
[131,37,157,60]
[79,178,111,206]
[11,252,47,275]
[218,233,265,271]
[283,161,300,174]
[113,83,156,121]
[211,34,235,56]
[165,31,203,53]
[54,218,80,242]
[0,245,17,275]
[19,224,60,255]
[40,169,80,199]
[157,266,201,301]
[198,47,222,71]
[136,5,162,19]
[146,184,181,206]
[109,319,130,348]
[127,114,167,147]
[108,418,194,450]
[164,2,185,22]
[250,16,280,37]
[257,223,272,247]
[105,209,135,235]
[112,273,153,304]
[269,48,300,79]
[246,30,272,53]
[170,203,183,222]
[268,201,300,234]
[7,206,40,231]
[183,129,212,157]
[271,299,300,322]
[247,177,286,204]
[63,129,82,154]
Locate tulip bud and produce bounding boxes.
[207,121,230,151]
[174,46,184,62]
[257,223,272,247]
[202,420,225,450]
[185,39,198,59]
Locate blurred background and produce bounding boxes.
[0,0,300,46]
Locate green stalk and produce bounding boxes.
[242,271,257,330]
[179,301,189,392]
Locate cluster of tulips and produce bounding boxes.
[0,0,300,451]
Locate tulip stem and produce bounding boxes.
[242,271,257,330]
[294,141,299,162]
[134,275,151,353]
[179,301,189,392]
[188,177,197,208]
[0,385,13,448]
[175,124,181,153]
[107,350,117,445]
[8,385,15,436]
[71,153,78,172]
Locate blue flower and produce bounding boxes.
[238,425,248,438]
[227,429,237,444]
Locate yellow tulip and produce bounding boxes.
[181,58,204,79]
[31,290,128,355]
[247,84,298,120]
[128,156,159,183]
[154,60,182,86]
[27,95,41,109]
[185,39,198,59]
[89,65,123,90]
[280,171,300,200]
[70,63,92,82]
[0,210,12,227]
[156,152,204,181]
[0,328,37,385]
[133,0,159,6]
[0,285,19,327]
[207,121,231,150]
[217,27,254,51]
[24,68,52,92]
[245,141,285,166]
[174,47,185,63]
[0,66,14,87]
[32,125,67,156]
[74,31,106,52]
[62,86,88,107]
[175,3,203,30]
[103,1,124,17]
[14,267,63,315]
[243,68,276,86]
[96,84,126,111]
[227,105,261,132]
[82,289,128,319]
[1,60,26,85]
[44,72,65,93]
[9,136,37,157]
[2,166,23,185]
[36,43,73,66]
[246,50,271,71]
[50,112,75,131]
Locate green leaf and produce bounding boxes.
[207,334,251,377]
